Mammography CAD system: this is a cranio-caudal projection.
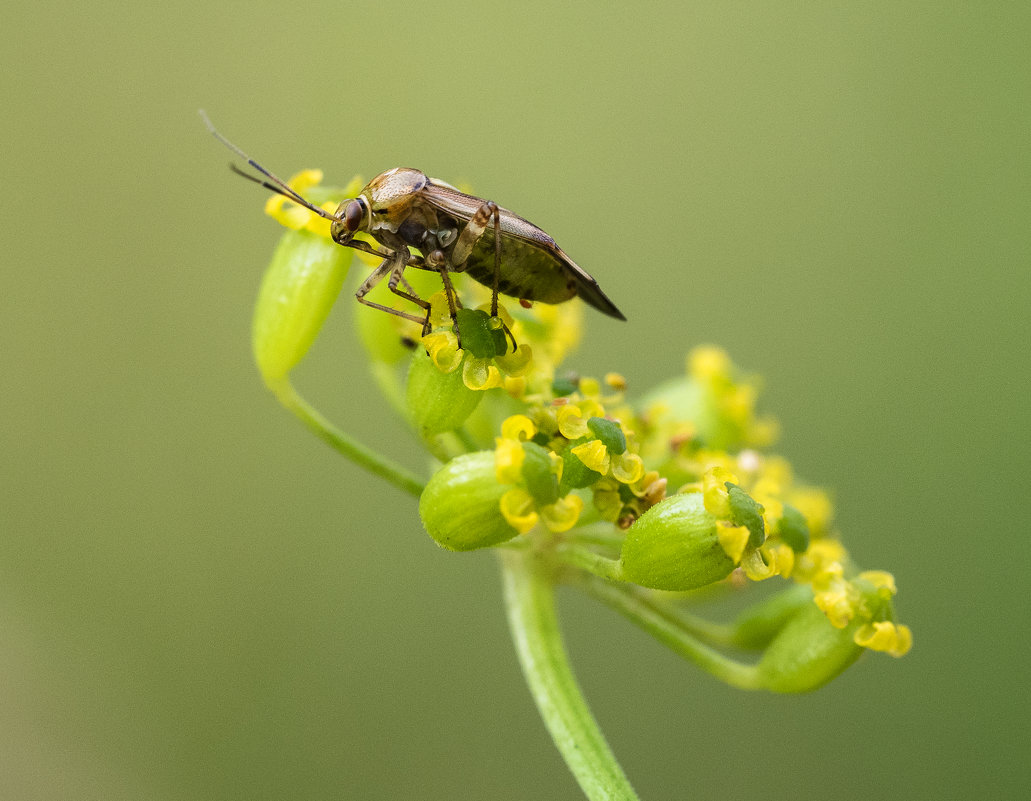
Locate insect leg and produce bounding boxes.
[450,200,508,339]
[356,254,427,326]
[451,200,499,269]
[386,262,434,335]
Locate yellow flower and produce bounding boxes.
[541,494,584,532]
[463,357,504,390]
[717,523,750,563]
[854,622,913,657]
[500,488,539,534]
[702,466,738,519]
[611,452,645,485]
[501,415,537,442]
[264,172,364,239]
[495,438,526,484]
[557,404,590,439]
[423,331,463,373]
[572,439,611,474]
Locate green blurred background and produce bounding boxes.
[2,1,1027,798]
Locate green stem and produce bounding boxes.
[572,573,761,690]
[500,549,639,801]
[556,543,624,582]
[271,378,425,497]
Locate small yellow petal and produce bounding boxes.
[494,438,525,484]
[859,570,897,596]
[604,372,627,392]
[814,588,855,629]
[579,377,601,397]
[571,440,611,474]
[501,414,537,442]
[741,547,778,581]
[542,494,584,532]
[717,523,750,563]
[463,357,502,391]
[500,488,539,535]
[854,621,913,656]
[612,452,645,485]
[688,345,731,381]
[578,399,606,419]
[702,466,738,519]
[557,404,589,439]
[496,344,533,377]
[422,331,463,373]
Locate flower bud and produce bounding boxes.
[406,347,483,436]
[756,601,863,693]
[252,230,352,386]
[619,493,736,591]
[419,452,518,551]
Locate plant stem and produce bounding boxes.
[556,543,624,582]
[271,378,425,497]
[500,549,639,801]
[572,573,762,690]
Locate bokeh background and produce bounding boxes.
[2,2,1027,799]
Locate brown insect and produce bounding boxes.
[202,113,625,340]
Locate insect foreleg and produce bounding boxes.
[344,238,392,260]
[355,253,427,327]
[386,262,434,334]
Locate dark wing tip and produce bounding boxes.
[577,281,627,320]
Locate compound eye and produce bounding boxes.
[344,199,363,231]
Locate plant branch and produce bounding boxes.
[270,378,425,497]
[500,549,639,801]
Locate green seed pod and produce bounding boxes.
[419,451,518,551]
[756,601,863,693]
[252,229,351,386]
[619,493,736,591]
[731,584,815,650]
[406,347,483,436]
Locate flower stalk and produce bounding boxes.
[501,549,639,801]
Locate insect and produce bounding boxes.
[202,113,625,344]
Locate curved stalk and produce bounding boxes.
[500,549,639,801]
[572,572,762,690]
[271,378,425,497]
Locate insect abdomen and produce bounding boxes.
[463,232,576,304]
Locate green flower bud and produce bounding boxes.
[520,441,561,506]
[252,229,351,386]
[559,442,603,490]
[454,308,508,357]
[406,347,482,436]
[726,482,765,547]
[619,493,736,591]
[419,452,518,551]
[587,417,627,455]
[756,601,863,693]
[777,503,810,552]
[731,584,815,649]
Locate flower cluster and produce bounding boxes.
[251,170,911,694]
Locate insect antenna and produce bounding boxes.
[199,109,335,220]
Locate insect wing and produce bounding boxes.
[420,180,626,320]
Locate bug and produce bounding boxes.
[202,113,625,344]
